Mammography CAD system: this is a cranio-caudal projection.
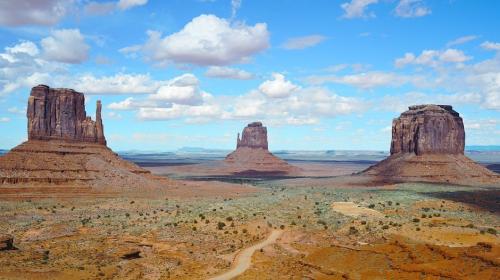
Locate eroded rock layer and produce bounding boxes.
[28,85,106,145]
[364,105,499,185]
[224,122,299,175]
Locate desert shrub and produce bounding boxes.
[349,226,358,235]
[421,214,427,218]
[242,229,248,233]
[217,222,226,230]
[317,220,327,226]
[382,225,389,230]
[226,216,233,222]
[412,218,420,223]
[361,221,367,225]
[280,225,285,230]
[487,228,497,235]
[368,204,375,209]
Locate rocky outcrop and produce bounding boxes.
[390,105,464,155]
[0,85,174,190]
[363,105,499,185]
[237,122,268,150]
[224,122,300,176]
[27,85,106,145]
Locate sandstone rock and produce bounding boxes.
[363,104,499,185]
[27,85,106,145]
[0,234,14,250]
[224,122,300,175]
[237,122,268,150]
[390,105,464,155]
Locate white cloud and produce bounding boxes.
[41,29,89,64]
[136,14,269,66]
[205,66,254,80]
[394,0,431,18]
[0,117,11,123]
[231,0,242,19]
[148,74,204,105]
[281,35,327,50]
[258,73,299,98]
[0,0,71,27]
[439,49,471,63]
[307,71,419,89]
[446,35,478,47]
[117,0,148,10]
[395,48,471,68]
[481,41,500,51]
[73,73,164,95]
[340,0,378,19]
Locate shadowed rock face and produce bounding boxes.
[390,105,464,156]
[237,122,268,150]
[27,85,106,145]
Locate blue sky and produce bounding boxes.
[0,0,499,151]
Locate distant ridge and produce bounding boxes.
[466,145,500,152]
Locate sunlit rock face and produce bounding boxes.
[236,122,268,150]
[27,85,106,145]
[390,105,465,156]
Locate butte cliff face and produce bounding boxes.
[0,85,171,191]
[364,104,499,185]
[390,105,464,156]
[237,122,268,150]
[28,85,106,145]
[224,122,299,176]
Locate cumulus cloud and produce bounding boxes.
[481,41,500,51]
[0,0,71,27]
[205,66,254,80]
[148,74,205,105]
[395,48,471,68]
[41,29,89,64]
[0,117,11,123]
[281,35,327,50]
[231,0,242,19]
[259,73,299,98]
[73,73,163,95]
[394,0,431,18]
[132,14,269,66]
[340,0,378,19]
[108,73,364,124]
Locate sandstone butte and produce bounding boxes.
[363,104,500,185]
[223,122,300,176]
[0,85,169,191]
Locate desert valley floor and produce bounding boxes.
[0,152,499,280]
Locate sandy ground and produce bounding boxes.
[331,202,384,218]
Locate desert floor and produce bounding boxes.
[0,163,499,279]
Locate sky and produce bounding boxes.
[0,0,499,151]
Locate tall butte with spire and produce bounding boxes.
[0,85,169,191]
[363,104,499,185]
[223,122,300,176]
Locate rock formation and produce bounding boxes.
[390,105,464,155]
[224,122,300,176]
[363,105,499,185]
[27,85,106,144]
[237,122,268,149]
[0,234,14,251]
[0,85,170,191]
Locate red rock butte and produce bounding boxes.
[0,85,169,191]
[224,122,300,176]
[363,104,499,185]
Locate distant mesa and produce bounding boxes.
[224,122,300,176]
[0,85,169,190]
[363,104,499,185]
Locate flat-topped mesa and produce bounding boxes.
[236,122,268,150]
[390,104,464,156]
[27,85,106,145]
